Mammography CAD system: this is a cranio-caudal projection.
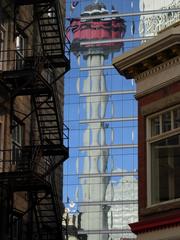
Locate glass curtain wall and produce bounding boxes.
[64,1,180,240]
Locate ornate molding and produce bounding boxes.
[136,55,180,81]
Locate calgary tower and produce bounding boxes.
[69,1,126,240]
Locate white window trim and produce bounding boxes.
[146,104,180,207]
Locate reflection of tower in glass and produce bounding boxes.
[70,2,126,240]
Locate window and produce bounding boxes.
[0,25,5,70]
[150,106,180,137]
[16,35,25,70]
[0,121,4,172]
[12,119,24,164]
[147,105,180,205]
[11,214,22,240]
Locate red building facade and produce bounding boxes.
[113,22,180,240]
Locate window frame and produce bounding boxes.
[15,34,25,70]
[0,118,4,164]
[146,104,180,207]
[11,118,24,165]
[0,24,6,70]
[11,212,23,240]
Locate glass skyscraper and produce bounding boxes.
[64,1,180,240]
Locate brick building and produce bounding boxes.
[0,0,70,239]
[113,22,180,239]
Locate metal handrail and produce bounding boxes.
[0,147,50,178]
[40,59,69,148]
[54,0,71,60]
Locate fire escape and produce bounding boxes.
[0,0,70,239]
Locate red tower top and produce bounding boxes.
[69,1,126,57]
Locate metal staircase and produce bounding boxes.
[33,78,68,158]
[36,1,69,68]
[34,171,63,240]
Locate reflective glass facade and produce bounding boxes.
[64,1,180,240]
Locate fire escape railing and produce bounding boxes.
[0,147,49,176]
[0,49,69,153]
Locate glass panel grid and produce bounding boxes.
[64,1,180,239]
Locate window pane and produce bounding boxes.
[162,111,171,133]
[174,107,180,129]
[151,134,180,204]
[151,116,160,136]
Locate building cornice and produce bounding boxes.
[135,56,180,99]
[113,22,180,79]
[136,55,180,82]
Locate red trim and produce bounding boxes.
[129,214,180,234]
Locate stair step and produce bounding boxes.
[43,42,60,46]
[36,7,51,12]
[39,119,57,122]
[39,118,57,121]
[40,122,58,128]
[39,121,57,124]
[39,15,56,20]
[39,113,56,116]
[38,212,54,215]
[35,101,53,104]
[39,23,58,27]
[42,128,58,131]
[39,119,57,123]
[43,48,62,52]
[41,34,59,39]
[42,29,58,33]
[45,139,59,142]
[44,138,60,142]
[38,214,55,217]
[39,112,56,115]
[41,36,59,39]
[40,132,58,136]
[38,109,55,113]
[36,100,54,104]
[37,107,53,110]
[38,203,54,206]
[36,3,51,7]
[34,95,50,98]
[39,220,57,223]
[38,209,54,212]
[46,10,56,13]
[40,126,58,129]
